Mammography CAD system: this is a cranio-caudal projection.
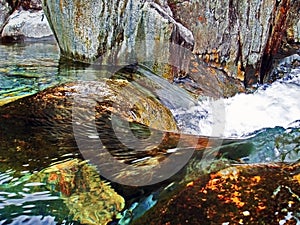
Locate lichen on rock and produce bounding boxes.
[132,162,300,224]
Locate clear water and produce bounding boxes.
[0,42,299,224]
[0,42,75,106]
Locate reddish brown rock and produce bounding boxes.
[133,163,300,224]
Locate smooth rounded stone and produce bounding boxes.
[0,78,178,169]
[0,77,178,131]
[27,159,125,225]
[1,9,53,41]
[132,162,300,224]
[0,0,11,31]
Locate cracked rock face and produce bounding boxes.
[169,0,293,83]
[42,0,194,74]
[42,0,296,86]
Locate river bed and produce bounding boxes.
[0,42,300,224]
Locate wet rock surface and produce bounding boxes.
[29,159,125,225]
[132,162,300,225]
[0,73,179,172]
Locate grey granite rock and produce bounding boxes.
[1,9,53,41]
[0,0,11,32]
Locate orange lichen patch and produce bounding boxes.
[293,174,300,184]
[48,173,59,182]
[132,163,300,225]
[198,15,206,23]
[257,202,266,211]
[251,176,261,183]
[237,61,245,81]
[59,0,64,11]
[218,191,245,208]
[186,181,194,187]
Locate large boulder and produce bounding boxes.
[42,0,297,86]
[42,0,246,97]
[169,0,293,84]
[1,0,53,41]
[1,9,53,41]
[42,0,194,65]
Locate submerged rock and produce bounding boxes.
[133,162,300,224]
[0,72,179,173]
[30,158,125,225]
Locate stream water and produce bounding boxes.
[0,42,300,224]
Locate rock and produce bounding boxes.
[42,0,298,90]
[0,0,11,32]
[42,0,194,69]
[133,162,300,224]
[42,0,246,98]
[0,66,246,185]
[29,159,125,225]
[169,0,293,84]
[1,8,53,41]
[5,0,42,11]
[0,76,179,132]
[286,0,300,43]
[0,72,179,172]
[19,0,43,10]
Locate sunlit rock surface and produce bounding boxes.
[1,9,53,41]
[42,0,297,86]
[42,0,194,66]
[133,162,300,225]
[169,0,293,83]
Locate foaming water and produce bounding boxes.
[173,67,300,138]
